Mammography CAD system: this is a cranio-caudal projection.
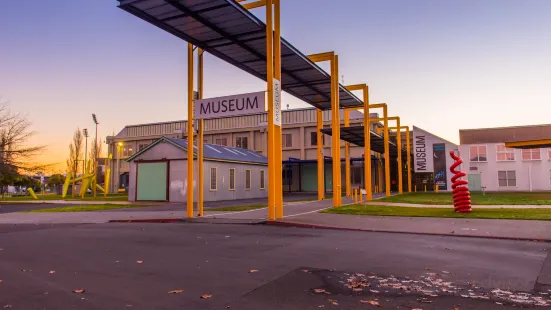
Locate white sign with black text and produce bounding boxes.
[194,91,266,120]
[273,79,282,127]
[413,127,434,173]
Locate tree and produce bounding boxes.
[48,174,66,187]
[0,101,46,194]
[67,129,83,198]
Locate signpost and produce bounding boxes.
[194,91,266,120]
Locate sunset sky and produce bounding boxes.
[1,0,550,173]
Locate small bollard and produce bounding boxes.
[424,185,427,192]
[27,188,38,200]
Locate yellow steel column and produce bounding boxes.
[266,0,276,221]
[198,48,204,216]
[362,86,371,200]
[383,106,390,197]
[397,117,403,194]
[344,109,351,197]
[316,109,324,200]
[330,54,341,207]
[187,43,194,218]
[274,0,283,219]
[405,126,411,193]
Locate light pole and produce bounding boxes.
[117,142,122,192]
[92,114,99,198]
[83,129,88,176]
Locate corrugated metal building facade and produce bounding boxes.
[127,138,268,202]
[108,108,377,192]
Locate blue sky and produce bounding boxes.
[1,0,550,170]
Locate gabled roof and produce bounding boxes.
[126,137,268,165]
[413,126,458,147]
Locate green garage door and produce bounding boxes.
[137,162,167,201]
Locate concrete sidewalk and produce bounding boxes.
[364,201,551,208]
[272,212,551,241]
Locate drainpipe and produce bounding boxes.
[529,163,532,192]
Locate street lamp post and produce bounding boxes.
[92,114,99,198]
[83,129,88,177]
[117,142,122,192]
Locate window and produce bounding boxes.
[122,146,134,157]
[282,134,292,148]
[260,170,265,189]
[522,148,541,161]
[236,137,248,149]
[496,145,515,161]
[229,169,235,191]
[138,143,148,152]
[469,145,487,162]
[245,170,251,190]
[210,167,217,191]
[498,170,516,187]
[215,138,228,146]
[310,132,324,146]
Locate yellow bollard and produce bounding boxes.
[27,188,38,200]
[359,191,364,203]
[414,185,417,192]
[435,185,439,193]
[424,185,427,192]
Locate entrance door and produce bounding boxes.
[137,162,167,201]
[467,174,481,192]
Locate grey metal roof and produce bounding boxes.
[321,126,407,157]
[127,136,268,164]
[117,0,364,110]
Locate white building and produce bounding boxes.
[458,124,551,192]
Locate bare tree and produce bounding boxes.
[0,100,46,194]
[67,129,83,198]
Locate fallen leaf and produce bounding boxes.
[360,300,380,306]
[201,294,212,299]
[168,290,184,294]
[49,271,56,274]
[72,289,85,294]
[314,289,331,295]
[369,290,379,293]
[136,261,143,264]
[328,299,338,306]
[302,269,311,273]
[4,305,12,309]
[248,270,258,273]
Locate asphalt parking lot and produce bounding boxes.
[0,222,548,309]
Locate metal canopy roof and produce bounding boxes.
[321,126,407,157]
[117,0,364,110]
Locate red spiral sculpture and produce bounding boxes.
[449,151,472,213]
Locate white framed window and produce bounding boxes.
[229,168,236,191]
[521,148,541,161]
[496,145,515,161]
[470,145,487,162]
[215,138,228,146]
[498,170,516,187]
[138,143,148,152]
[260,170,265,189]
[236,137,248,149]
[282,134,293,148]
[245,169,251,190]
[210,167,218,191]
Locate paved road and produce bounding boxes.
[0,222,548,309]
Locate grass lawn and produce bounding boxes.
[322,204,551,221]
[209,204,267,211]
[25,204,154,213]
[377,192,551,205]
[1,193,129,202]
